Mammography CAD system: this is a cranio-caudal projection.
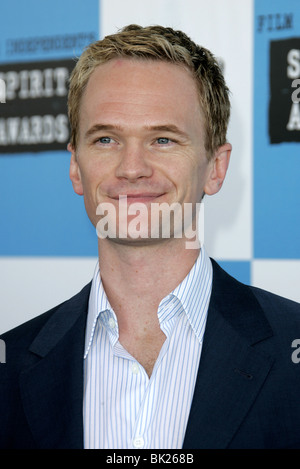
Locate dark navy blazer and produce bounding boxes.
[1,260,300,449]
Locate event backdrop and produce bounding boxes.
[0,0,299,332]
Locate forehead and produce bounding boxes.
[79,58,203,134]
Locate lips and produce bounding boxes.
[111,193,165,203]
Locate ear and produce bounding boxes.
[204,143,232,196]
[68,143,84,196]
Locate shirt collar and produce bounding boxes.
[84,263,113,358]
[170,246,212,341]
[84,246,212,359]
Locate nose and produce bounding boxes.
[115,143,153,182]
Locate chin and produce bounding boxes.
[104,233,175,248]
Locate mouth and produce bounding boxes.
[111,193,166,204]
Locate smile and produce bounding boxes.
[112,193,166,204]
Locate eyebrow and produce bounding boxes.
[84,123,189,141]
[84,124,122,140]
[146,124,189,139]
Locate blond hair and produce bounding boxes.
[68,24,230,157]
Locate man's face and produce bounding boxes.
[69,58,230,244]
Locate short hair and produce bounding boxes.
[68,24,230,158]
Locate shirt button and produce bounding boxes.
[132,363,140,375]
[108,317,116,329]
[133,436,144,448]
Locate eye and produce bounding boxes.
[98,136,114,144]
[156,137,172,145]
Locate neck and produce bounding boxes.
[98,237,200,310]
[97,237,200,377]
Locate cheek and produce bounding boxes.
[78,158,107,192]
[184,163,210,202]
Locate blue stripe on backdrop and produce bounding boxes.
[218,261,251,286]
[0,153,97,256]
[253,0,300,259]
[0,0,99,64]
[0,0,99,256]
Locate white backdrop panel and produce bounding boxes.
[252,260,300,303]
[0,258,97,333]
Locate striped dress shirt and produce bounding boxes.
[83,247,212,449]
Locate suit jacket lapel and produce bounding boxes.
[19,283,91,449]
[183,260,274,449]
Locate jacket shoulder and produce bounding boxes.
[0,282,91,449]
[249,284,300,333]
[210,258,300,340]
[250,284,300,312]
[0,282,92,360]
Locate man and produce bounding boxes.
[1,25,300,449]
